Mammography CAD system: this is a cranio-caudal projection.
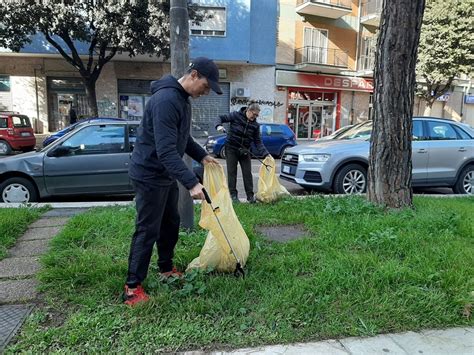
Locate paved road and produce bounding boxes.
[1,151,454,202]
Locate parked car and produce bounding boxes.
[0,120,206,203]
[204,122,297,158]
[42,117,126,147]
[0,111,36,155]
[314,124,355,142]
[280,117,474,194]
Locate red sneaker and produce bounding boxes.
[160,266,183,280]
[123,285,149,306]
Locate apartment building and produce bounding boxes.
[0,0,278,135]
[274,0,473,139]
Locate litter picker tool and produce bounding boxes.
[202,188,245,278]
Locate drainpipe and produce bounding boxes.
[33,66,42,134]
[355,0,362,73]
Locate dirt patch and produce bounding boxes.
[256,224,309,242]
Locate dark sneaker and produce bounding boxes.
[231,194,240,203]
[123,285,149,306]
[247,195,256,204]
[160,266,183,280]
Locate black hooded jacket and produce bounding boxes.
[129,75,207,189]
[215,107,269,157]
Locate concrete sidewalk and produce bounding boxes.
[193,327,473,354]
[0,208,86,352]
[1,206,473,354]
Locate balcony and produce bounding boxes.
[295,46,348,72]
[357,54,375,73]
[296,0,352,19]
[360,0,382,27]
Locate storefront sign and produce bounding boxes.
[276,70,374,92]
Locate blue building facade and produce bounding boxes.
[0,0,279,134]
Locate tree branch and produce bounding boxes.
[60,31,86,73]
[44,32,82,71]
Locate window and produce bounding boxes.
[412,120,424,141]
[128,124,139,151]
[12,115,31,128]
[427,121,458,140]
[0,117,7,128]
[190,6,226,36]
[62,124,125,155]
[0,76,10,92]
[453,125,473,140]
[303,28,328,64]
[268,125,284,135]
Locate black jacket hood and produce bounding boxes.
[150,75,189,99]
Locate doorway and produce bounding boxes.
[288,102,336,139]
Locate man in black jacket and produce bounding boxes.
[215,101,269,203]
[124,57,222,306]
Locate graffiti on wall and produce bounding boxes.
[98,98,117,117]
[230,97,284,122]
[231,97,284,108]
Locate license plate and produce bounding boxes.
[282,165,290,174]
[21,132,31,137]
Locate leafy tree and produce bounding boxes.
[0,0,204,116]
[368,0,425,209]
[416,0,474,107]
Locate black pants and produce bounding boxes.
[226,146,254,199]
[126,179,180,287]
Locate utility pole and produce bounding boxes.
[170,0,194,229]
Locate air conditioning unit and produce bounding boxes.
[235,87,250,98]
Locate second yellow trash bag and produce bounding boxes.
[256,155,290,203]
[187,164,250,273]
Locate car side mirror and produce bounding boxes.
[48,145,73,157]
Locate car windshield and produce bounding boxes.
[336,121,372,140]
[12,115,31,128]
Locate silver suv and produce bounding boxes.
[280,117,474,194]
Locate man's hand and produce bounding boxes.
[189,183,205,200]
[216,125,226,133]
[202,155,220,165]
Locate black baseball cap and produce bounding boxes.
[188,57,223,95]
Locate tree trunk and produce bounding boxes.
[170,0,194,229]
[83,78,99,117]
[367,0,425,209]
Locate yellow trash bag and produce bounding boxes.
[256,155,290,203]
[187,164,250,273]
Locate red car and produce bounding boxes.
[0,112,36,155]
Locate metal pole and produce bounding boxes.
[170,0,194,230]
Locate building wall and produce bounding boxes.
[276,0,298,65]
[191,0,277,65]
[227,65,278,122]
[295,18,358,70]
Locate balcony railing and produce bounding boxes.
[357,54,375,72]
[296,0,352,19]
[295,46,348,68]
[361,0,382,26]
[296,0,352,8]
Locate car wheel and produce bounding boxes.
[333,164,367,194]
[453,165,474,195]
[219,146,226,159]
[0,140,12,155]
[0,177,38,203]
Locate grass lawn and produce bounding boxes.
[7,196,474,353]
[0,207,47,260]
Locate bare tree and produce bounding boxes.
[368,0,425,208]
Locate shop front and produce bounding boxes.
[47,77,89,132]
[276,70,374,140]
